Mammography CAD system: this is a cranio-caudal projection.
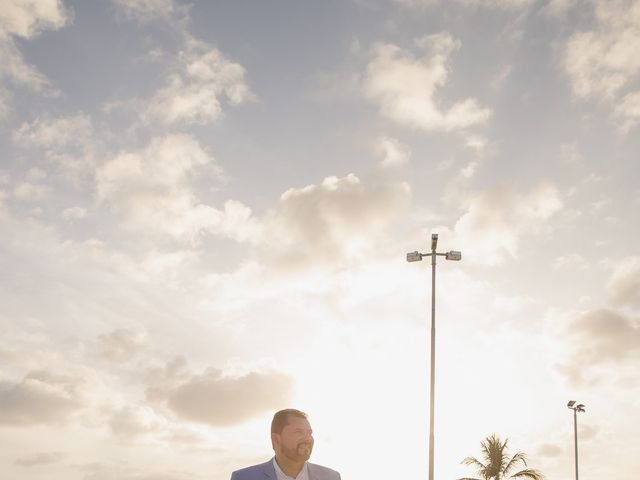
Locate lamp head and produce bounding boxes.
[407,251,423,262]
[567,400,576,408]
[431,233,438,251]
[446,250,462,261]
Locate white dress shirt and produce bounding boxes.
[272,457,309,480]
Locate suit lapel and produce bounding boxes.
[261,460,277,479]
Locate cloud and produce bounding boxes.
[80,463,198,480]
[97,328,147,361]
[375,136,411,167]
[13,181,49,201]
[109,404,165,437]
[454,0,534,7]
[453,183,563,264]
[607,256,640,308]
[614,90,640,132]
[13,113,98,178]
[96,133,257,242]
[363,33,491,132]
[111,0,189,25]
[0,0,70,38]
[139,38,252,127]
[543,0,578,17]
[0,0,71,117]
[152,368,293,427]
[15,451,66,466]
[536,443,563,458]
[62,206,88,221]
[556,308,640,385]
[0,370,82,425]
[394,0,533,8]
[553,253,587,270]
[558,142,583,164]
[13,113,93,149]
[563,0,640,100]
[262,174,411,268]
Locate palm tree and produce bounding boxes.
[459,434,544,480]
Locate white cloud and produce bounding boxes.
[464,135,488,152]
[453,183,563,264]
[0,371,82,425]
[109,404,166,437]
[607,256,640,308]
[553,253,588,270]
[0,35,49,90]
[0,87,11,119]
[394,0,533,9]
[15,451,65,466]
[81,464,199,480]
[97,328,147,361]
[13,113,98,178]
[536,443,563,458]
[111,0,189,25]
[96,133,259,242]
[262,174,411,268]
[556,308,640,386]
[543,0,578,17]
[13,181,49,201]
[363,33,491,132]
[558,142,582,164]
[0,0,70,116]
[375,136,411,167]
[614,90,640,132]
[152,368,293,427]
[140,38,252,126]
[62,206,87,221]
[455,0,534,7]
[564,0,640,100]
[0,0,70,38]
[14,113,93,149]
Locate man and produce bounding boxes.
[230,408,341,480]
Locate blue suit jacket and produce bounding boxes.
[231,459,341,480]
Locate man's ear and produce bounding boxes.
[271,432,278,450]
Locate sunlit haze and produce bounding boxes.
[1,1,639,480]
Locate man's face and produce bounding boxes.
[273,415,314,463]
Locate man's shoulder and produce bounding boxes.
[231,460,273,480]
[308,462,341,480]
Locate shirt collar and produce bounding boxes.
[272,457,308,480]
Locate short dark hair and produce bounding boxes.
[271,408,308,434]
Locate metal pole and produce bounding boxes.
[574,408,579,480]
[428,249,436,480]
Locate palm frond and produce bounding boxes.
[509,468,545,480]
[462,434,544,480]
[503,451,528,476]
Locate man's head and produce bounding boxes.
[271,409,314,463]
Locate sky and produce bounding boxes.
[1,0,639,479]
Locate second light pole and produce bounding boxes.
[567,400,585,480]
[407,233,461,480]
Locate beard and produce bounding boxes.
[282,442,313,462]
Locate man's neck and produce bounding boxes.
[274,455,305,478]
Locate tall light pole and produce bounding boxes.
[567,400,585,480]
[407,233,461,480]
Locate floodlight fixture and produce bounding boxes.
[407,251,423,262]
[431,233,438,251]
[446,250,462,261]
[567,400,576,408]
